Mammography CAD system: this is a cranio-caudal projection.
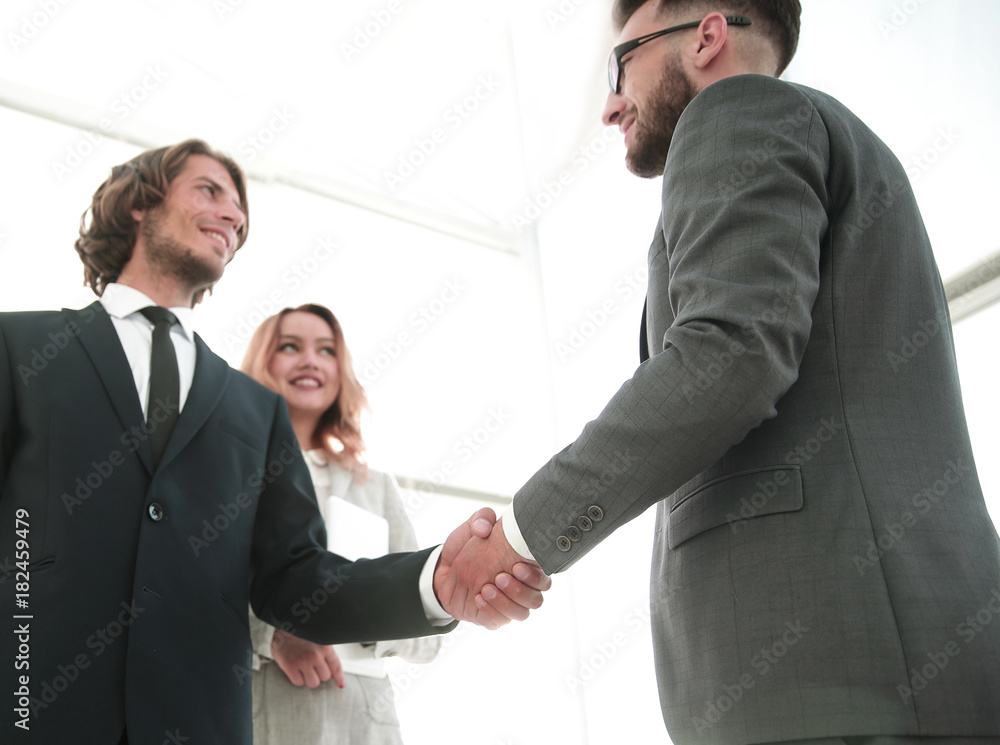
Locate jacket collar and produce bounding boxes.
[68,302,230,475]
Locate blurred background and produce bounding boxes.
[2,1,998,742]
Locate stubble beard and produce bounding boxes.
[625,54,698,178]
[141,207,223,293]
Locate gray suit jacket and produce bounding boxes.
[513,74,1000,743]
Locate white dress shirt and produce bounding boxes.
[499,506,536,561]
[99,283,197,418]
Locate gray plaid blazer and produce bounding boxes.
[512,74,1000,744]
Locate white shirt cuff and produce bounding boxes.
[419,545,453,625]
[500,504,537,562]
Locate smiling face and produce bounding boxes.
[602,2,701,177]
[129,153,246,296]
[266,311,342,425]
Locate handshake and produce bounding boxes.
[433,507,552,630]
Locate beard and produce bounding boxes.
[140,206,223,292]
[625,53,698,178]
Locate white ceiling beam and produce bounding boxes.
[945,249,1000,323]
[0,78,520,255]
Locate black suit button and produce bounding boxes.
[577,515,594,531]
[587,505,604,522]
[566,526,582,541]
[148,503,164,521]
[555,536,572,552]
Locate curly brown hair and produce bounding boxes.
[74,139,249,297]
[612,0,801,75]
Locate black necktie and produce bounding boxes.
[139,306,180,468]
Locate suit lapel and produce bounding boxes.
[68,302,153,472]
[157,334,230,471]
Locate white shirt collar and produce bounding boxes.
[99,283,196,341]
[305,448,329,467]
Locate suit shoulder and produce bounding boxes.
[0,309,66,327]
[0,306,100,337]
[190,334,282,409]
[683,74,821,129]
[224,364,288,415]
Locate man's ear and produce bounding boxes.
[130,208,145,224]
[692,12,729,70]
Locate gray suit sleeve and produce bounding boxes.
[514,75,831,573]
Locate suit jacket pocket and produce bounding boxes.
[668,466,802,549]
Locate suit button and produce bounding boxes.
[148,503,164,521]
[587,505,604,522]
[555,536,572,552]
[577,515,594,531]
[566,526,582,541]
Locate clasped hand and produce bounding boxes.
[273,508,551,689]
[434,507,550,630]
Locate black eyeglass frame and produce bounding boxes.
[608,15,752,94]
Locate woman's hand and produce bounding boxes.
[271,628,346,689]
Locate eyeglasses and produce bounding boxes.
[608,15,752,94]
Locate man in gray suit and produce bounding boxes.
[445,1,1000,742]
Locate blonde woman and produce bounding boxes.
[243,303,441,745]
